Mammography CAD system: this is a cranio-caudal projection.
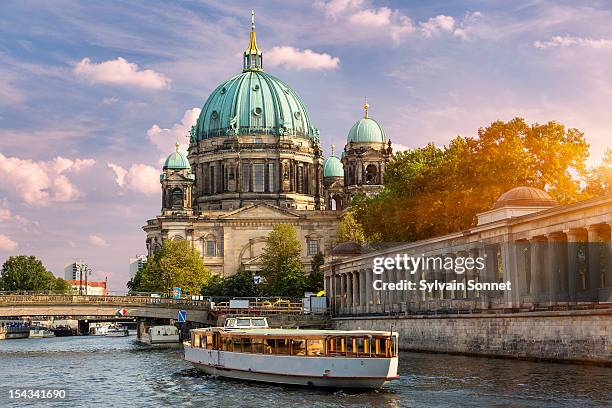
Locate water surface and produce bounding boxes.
[0,336,610,407]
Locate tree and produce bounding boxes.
[585,148,612,196]
[353,118,595,243]
[307,252,325,293]
[200,274,224,297]
[1,255,67,292]
[260,224,302,284]
[259,224,308,297]
[272,259,307,297]
[52,277,72,293]
[336,210,367,244]
[137,240,211,294]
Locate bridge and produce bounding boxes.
[0,294,324,327]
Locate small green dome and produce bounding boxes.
[163,150,190,170]
[347,117,386,143]
[323,155,344,178]
[195,70,318,142]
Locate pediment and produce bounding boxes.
[220,203,300,220]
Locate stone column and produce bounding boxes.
[365,268,372,313]
[345,273,353,313]
[352,271,359,314]
[547,232,568,303]
[445,253,456,299]
[565,229,582,302]
[359,268,366,314]
[587,225,605,301]
[529,236,547,304]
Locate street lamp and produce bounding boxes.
[77,263,92,295]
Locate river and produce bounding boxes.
[0,335,610,407]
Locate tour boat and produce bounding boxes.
[29,328,56,338]
[106,325,129,337]
[184,328,399,389]
[138,325,180,345]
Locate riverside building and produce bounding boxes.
[325,187,612,314]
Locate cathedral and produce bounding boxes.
[143,14,393,276]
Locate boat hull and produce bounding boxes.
[184,345,398,389]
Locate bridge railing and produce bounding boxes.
[0,294,211,309]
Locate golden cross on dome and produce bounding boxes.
[363,98,369,118]
[251,10,255,30]
[331,144,336,156]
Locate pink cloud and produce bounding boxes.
[0,153,94,206]
[147,108,200,156]
[266,46,340,70]
[0,233,18,251]
[108,163,159,196]
[88,235,108,247]
[74,57,170,90]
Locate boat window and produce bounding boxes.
[236,319,251,327]
[251,318,266,327]
[251,337,264,353]
[291,339,306,356]
[307,339,324,356]
[225,319,236,327]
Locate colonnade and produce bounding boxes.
[326,222,612,315]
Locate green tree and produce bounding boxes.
[260,224,302,284]
[221,270,259,297]
[138,240,211,294]
[1,255,60,291]
[271,259,307,297]
[336,210,367,244]
[307,252,325,293]
[52,277,72,293]
[200,274,224,296]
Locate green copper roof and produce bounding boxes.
[323,155,344,177]
[347,117,386,143]
[194,70,318,142]
[163,150,190,170]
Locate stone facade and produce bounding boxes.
[325,192,612,314]
[334,311,612,364]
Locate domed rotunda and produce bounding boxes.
[187,13,323,211]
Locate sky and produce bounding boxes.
[1,0,611,292]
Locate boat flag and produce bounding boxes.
[116,308,127,316]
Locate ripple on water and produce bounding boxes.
[0,336,610,408]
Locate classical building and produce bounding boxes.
[325,187,612,315]
[144,15,393,277]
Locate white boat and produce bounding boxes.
[29,328,55,338]
[106,325,129,337]
[139,325,180,344]
[89,324,109,336]
[184,328,399,389]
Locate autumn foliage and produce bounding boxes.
[352,118,610,243]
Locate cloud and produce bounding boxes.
[108,163,159,196]
[348,7,414,43]
[147,108,200,154]
[0,153,95,206]
[0,234,18,251]
[315,0,365,19]
[392,143,409,152]
[102,96,119,105]
[266,46,340,70]
[74,57,170,90]
[420,15,455,37]
[533,35,612,49]
[88,235,108,247]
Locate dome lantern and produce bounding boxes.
[244,10,263,72]
[347,101,386,144]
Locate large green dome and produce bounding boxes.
[194,70,318,142]
[347,117,386,144]
[163,150,190,170]
[323,155,344,177]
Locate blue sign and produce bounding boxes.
[178,310,187,323]
[173,287,181,299]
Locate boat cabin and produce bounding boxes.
[190,328,398,358]
[223,317,269,330]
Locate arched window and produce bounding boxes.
[365,164,378,184]
[171,188,184,208]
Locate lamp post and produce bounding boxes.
[76,263,92,295]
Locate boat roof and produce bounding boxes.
[192,328,397,337]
